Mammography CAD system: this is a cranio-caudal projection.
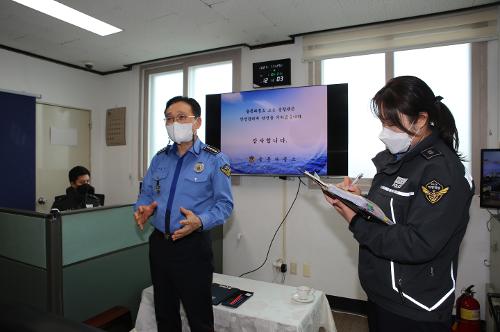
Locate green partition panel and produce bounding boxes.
[60,205,222,322]
[63,245,151,322]
[0,210,48,312]
[0,211,46,268]
[0,256,47,311]
[61,206,152,266]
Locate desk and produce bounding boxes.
[487,293,500,332]
[134,273,336,332]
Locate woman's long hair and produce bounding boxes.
[371,75,460,156]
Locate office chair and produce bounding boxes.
[95,194,105,206]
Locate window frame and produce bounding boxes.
[139,49,241,179]
[311,42,488,193]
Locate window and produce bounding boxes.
[148,70,183,159]
[322,53,386,177]
[321,43,474,178]
[308,7,495,183]
[141,49,240,176]
[394,44,472,172]
[188,61,233,141]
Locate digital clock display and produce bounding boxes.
[253,58,291,88]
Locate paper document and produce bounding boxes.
[304,171,394,225]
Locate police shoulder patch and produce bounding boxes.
[220,164,231,177]
[156,145,171,155]
[421,147,442,160]
[421,179,449,204]
[203,145,220,155]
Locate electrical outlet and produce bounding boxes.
[290,262,297,275]
[303,264,311,277]
[273,258,283,269]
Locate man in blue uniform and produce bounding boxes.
[134,96,233,332]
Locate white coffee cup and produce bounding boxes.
[296,285,313,300]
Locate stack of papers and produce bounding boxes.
[304,171,394,225]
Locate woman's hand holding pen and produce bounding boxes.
[336,174,362,195]
[324,173,363,223]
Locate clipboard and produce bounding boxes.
[304,171,394,225]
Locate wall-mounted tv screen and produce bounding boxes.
[480,149,500,209]
[205,84,348,176]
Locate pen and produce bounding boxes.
[350,173,363,186]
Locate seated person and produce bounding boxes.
[51,166,102,211]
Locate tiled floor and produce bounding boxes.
[332,310,369,332]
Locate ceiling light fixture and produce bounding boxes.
[11,0,122,36]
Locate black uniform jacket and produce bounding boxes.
[51,187,101,211]
[349,129,474,322]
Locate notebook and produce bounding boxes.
[304,171,394,225]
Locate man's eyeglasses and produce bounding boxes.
[164,114,196,125]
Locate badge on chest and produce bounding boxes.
[421,179,449,204]
[194,162,205,173]
[391,176,408,189]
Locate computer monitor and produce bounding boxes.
[480,149,500,209]
[205,84,348,176]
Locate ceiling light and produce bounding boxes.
[11,0,122,36]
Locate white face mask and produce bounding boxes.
[378,127,412,154]
[166,122,194,144]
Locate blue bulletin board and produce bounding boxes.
[0,91,36,210]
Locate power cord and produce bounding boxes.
[486,209,500,231]
[239,178,302,278]
[486,208,499,218]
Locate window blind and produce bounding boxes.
[303,6,498,61]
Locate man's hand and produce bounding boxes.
[134,201,158,230]
[172,207,202,241]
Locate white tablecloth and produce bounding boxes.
[134,273,336,332]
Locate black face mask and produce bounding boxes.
[76,183,95,196]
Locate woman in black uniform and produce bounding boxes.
[326,76,474,332]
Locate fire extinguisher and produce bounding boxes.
[455,285,481,332]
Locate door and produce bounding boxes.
[36,103,91,213]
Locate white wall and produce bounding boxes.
[456,196,491,318]
[491,40,500,147]
[223,40,364,300]
[0,48,146,206]
[228,40,495,316]
[0,48,106,192]
[98,69,143,205]
[240,39,308,90]
[0,35,496,317]
[223,176,365,299]
[0,49,103,108]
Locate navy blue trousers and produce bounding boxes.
[149,229,214,332]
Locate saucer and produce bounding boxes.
[292,292,314,303]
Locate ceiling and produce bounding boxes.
[0,0,497,74]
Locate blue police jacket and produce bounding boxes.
[135,138,233,233]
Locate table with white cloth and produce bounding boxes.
[134,273,336,332]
